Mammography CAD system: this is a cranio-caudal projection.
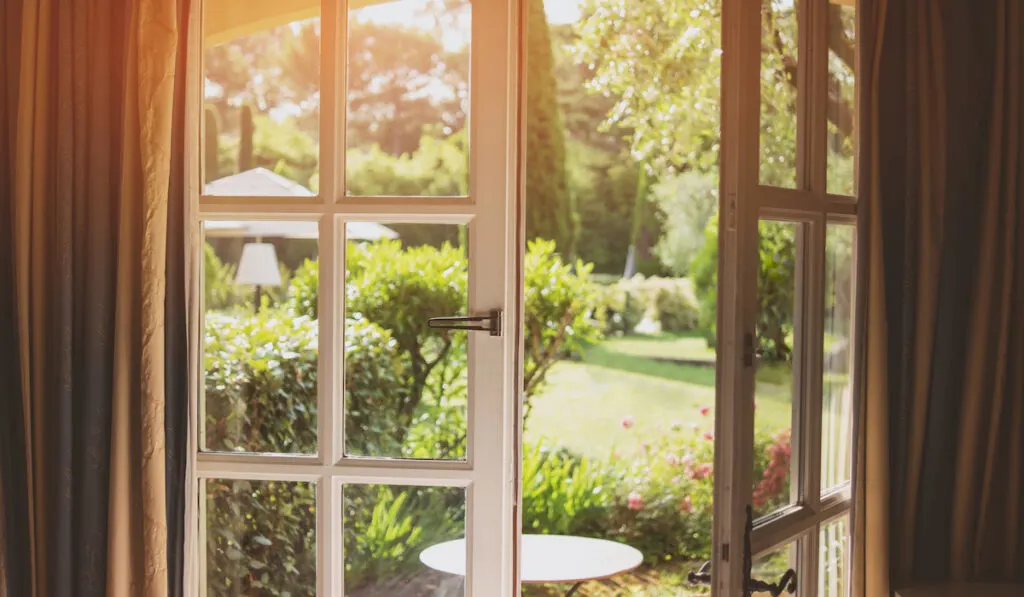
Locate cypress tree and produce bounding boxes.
[238,104,254,173]
[205,105,221,183]
[525,0,573,256]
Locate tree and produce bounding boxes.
[653,170,719,276]
[526,0,574,257]
[573,0,855,178]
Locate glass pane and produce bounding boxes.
[345,0,471,197]
[206,479,317,596]
[826,0,856,196]
[753,539,800,597]
[344,223,468,460]
[344,484,466,596]
[203,2,321,196]
[753,220,800,519]
[822,223,855,490]
[760,0,799,188]
[203,222,319,454]
[819,516,850,597]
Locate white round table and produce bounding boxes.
[419,534,644,597]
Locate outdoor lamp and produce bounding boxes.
[235,241,281,310]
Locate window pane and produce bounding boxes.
[344,223,468,460]
[753,220,801,520]
[206,479,317,596]
[203,2,320,196]
[822,223,855,490]
[203,222,319,454]
[346,0,471,197]
[753,539,800,597]
[760,0,799,188]
[826,0,856,196]
[819,516,850,597]
[344,484,466,596]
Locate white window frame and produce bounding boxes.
[716,0,862,595]
[183,0,525,595]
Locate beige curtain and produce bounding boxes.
[2,0,184,595]
[855,0,1024,594]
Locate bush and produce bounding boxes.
[522,239,603,413]
[520,422,792,567]
[650,278,699,333]
[520,444,612,536]
[691,218,798,361]
[594,279,647,336]
[204,309,319,454]
[595,276,699,335]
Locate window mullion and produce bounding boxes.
[802,216,826,511]
[808,0,830,196]
[318,2,343,596]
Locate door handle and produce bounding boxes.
[688,506,797,597]
[427,309,502,337]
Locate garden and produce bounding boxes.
[201,0,855,593]
[203,234,800,596]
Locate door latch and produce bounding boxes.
[688,506,797,597]
[427,309,502,337]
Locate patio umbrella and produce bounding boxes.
[203,168,399,241]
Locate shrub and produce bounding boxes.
[343,485,464,592]
[650,278,700,333]
[595,276,699,335]
[520,444,612,536]
[204,309,319,454]
[691,218,798,361]
[595,278,647,336]
[522,239,603,416]
[206,479,317,596]
[690,219,719,348]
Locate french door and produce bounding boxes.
[191,0,522,595]
[715,0,859,596]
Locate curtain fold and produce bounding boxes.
[0,0,189,595]
[856,0,1024,594]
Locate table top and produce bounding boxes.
[419,534,644,584]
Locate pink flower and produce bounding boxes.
[611,451,622,461]
[679,496,693,513]
[699,407,711,417]
[703,431,714,441]
[681,452,695,466]
[627,491,645,511]
[665,453,680,466]
[691,463,713,480]
[690,423,700,433]
[620,415,635,430]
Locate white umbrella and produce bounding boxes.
[204,168,399,241]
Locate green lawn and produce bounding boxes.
[526,334,794,459]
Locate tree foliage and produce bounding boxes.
[526,0,574,256]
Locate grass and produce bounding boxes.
[526,333,794,459]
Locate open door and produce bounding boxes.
[715,0,860,595]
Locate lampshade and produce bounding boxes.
[235,242,282,286]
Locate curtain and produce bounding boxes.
[0,0,190,595]
[855,0,1024,594]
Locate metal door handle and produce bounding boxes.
[427,309,502,337]
[688,506,797,597]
